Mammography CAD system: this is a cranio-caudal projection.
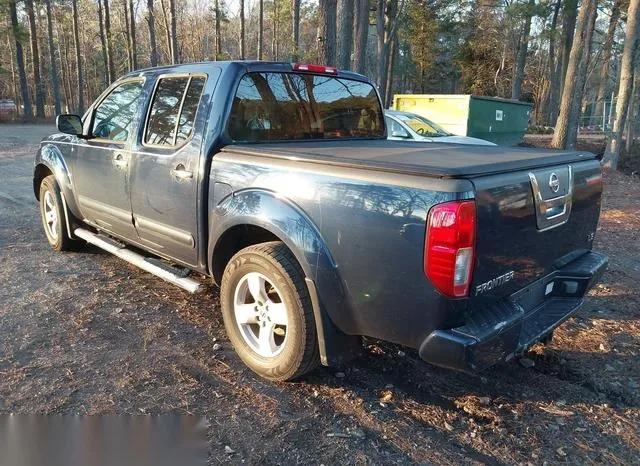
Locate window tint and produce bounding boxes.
[92,80,144,141]
[176,77,206,144]
[229,72,384,141]
[145,78,189,145]
[144,76,206,146]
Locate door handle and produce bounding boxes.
[113,153,128,169]
[171,164,193,180]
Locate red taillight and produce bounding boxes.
[292,63,338,74]
[425,200,476,298]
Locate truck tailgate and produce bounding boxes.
[469,159,603,304]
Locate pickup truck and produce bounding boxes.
[34,61,608,381]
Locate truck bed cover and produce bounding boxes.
[223,140,597,178]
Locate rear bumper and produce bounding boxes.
[418,251,608,372]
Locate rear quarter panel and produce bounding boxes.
[209,152,475,348]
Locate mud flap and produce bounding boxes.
[305,278,363,366]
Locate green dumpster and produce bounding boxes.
[392,94,533,146]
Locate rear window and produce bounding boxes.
[228,72,384,141]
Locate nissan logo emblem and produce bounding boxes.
[549,173,560,193]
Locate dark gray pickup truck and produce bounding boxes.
[34,61,607,381]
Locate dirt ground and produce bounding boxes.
[1,125,638,465]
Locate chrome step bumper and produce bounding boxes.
[418,251,608,372]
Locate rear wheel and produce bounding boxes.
[39,175,76,252]
[220,241,319,381]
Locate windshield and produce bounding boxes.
[395,113,451,137]
[229,72,385,141]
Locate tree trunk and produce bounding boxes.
[123,0,134,71]
[104,0,115,82]
[9,0,32,119]
[169,0,179,63]
[214,0,222,60]
[292,0,300,60]
[551,0,598,149]
[97,0,109,85]
[258,0,264,59]
[147,0,159,66]
[318,0,338,66]
[272,1,278,60]
[549,0,578,124]
[625,63,640,152]
[376,0,400,104]
[24,0,45,118]
[604,0,640,167]
[376,0,388,100]
[558,0,578,96]
[130,0,138,69]
[511,0,535,100]
[160,0,172,62]
[543,0,561,124]
[384,29,397,108]
[565,1,597,146]
[593,0,621,127]
[44,0,62,115]
[55,17,72,111]
[239,0,246,59]
[337,0,354,69]
[71,0,84,114]
[353,0,368,74]
[6,34,20,114]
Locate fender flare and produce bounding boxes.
[209,189,362,366]
[209,188,336,282]
[34,144,81,239]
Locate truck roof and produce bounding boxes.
[223,140,598,178]
[124,61,372,83]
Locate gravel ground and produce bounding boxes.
[1,124,638,464]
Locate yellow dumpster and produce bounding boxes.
[392,94,533,146]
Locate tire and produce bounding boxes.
[39,175,76,252]
[220,241,320,381]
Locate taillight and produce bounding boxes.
[425,200,476,298]
[292,63,338,74]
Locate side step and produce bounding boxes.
[74,228,202,293]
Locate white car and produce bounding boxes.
[385,110,496,146]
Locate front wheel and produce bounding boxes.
[220,241,319,381]
[39,175,77,252]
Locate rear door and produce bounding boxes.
[74,78,145,239]
[469,160,603,304]
[129,73,208,266]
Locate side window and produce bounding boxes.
[144,76,206,147]
[176,78,206,144]
[92,80,144,141]
[388,118,410,138]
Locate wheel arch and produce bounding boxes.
[34,144,82,238]
[33,163,54,201]
[208,189,336,285]
[34,144,73,198]
[208,189,362,366]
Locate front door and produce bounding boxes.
[130,74,208,266]
[74,79,145,240]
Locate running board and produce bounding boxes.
[74,228,201,293]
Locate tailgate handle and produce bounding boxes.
[529,166,573,232]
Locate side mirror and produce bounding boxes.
[391,130,411,139]
[56,114,83,136]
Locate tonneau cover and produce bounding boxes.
[222,140,597,178]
